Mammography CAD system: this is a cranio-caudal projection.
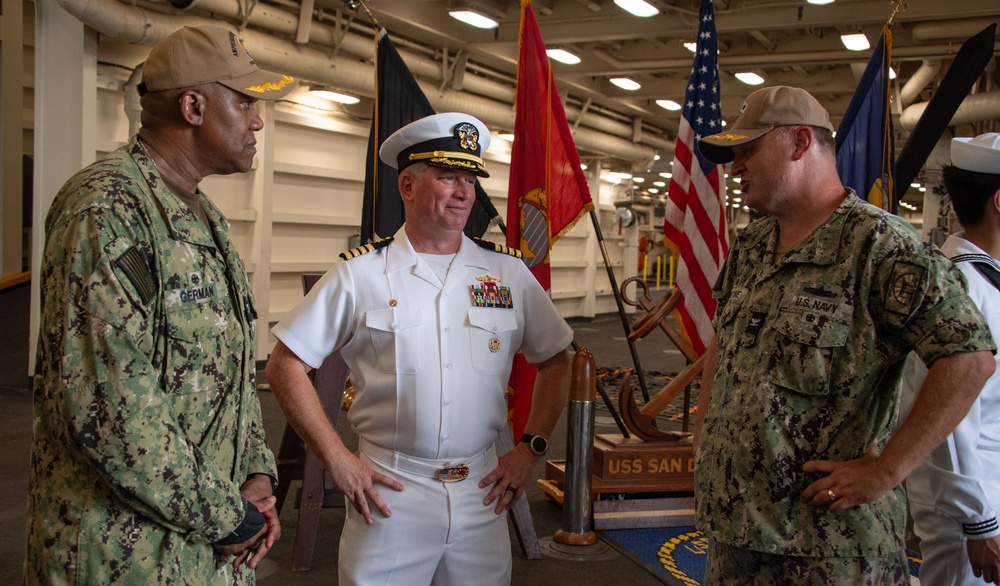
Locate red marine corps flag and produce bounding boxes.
[663,0,729,355]
[506,0,594,438]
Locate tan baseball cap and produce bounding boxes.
[698,86,833,164]
[139,25,295,100]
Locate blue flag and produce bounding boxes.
[835,25,895,212]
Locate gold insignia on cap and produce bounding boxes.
[455,122,479,152]
[706,133,749,142]
[244,75,295,94]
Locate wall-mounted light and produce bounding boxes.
[840,32,870,51]
[448,9,499,29]
[656,99,683,111]
[309,89,361,104]
[546,48,581,65]
[735,72,765,85]
[613,0,659,17]
[610,77,641,91]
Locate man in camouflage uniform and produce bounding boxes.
[24,26,294,584]
[693,86,997,585]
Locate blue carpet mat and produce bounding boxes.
[601,527,924,585]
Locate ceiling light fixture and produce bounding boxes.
[613,0,659,17]
[309,89,361,104]
[656,99,683,111]
[735,72,765,85]
[610,77,641,91]
[683,41,697,53]
[805,0,835,5]
[546,48,581,65]
[889,67,897,80]
[840,32,870,51]
[448,9,499,29]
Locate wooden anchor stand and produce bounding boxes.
[541,278,706,530]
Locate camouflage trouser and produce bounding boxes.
[704,539,910,586]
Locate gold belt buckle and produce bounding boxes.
[435,464,470,483]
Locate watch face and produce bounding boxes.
[530,436,548,455]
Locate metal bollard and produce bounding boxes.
[554,347,598,546]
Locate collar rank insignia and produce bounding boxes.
[471,276,513,309]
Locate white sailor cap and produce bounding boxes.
[379,112,492,178]
[952,133,1000,175]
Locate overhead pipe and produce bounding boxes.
[899,60,942,107]
[912,18,1000,43]
[125,0,670,155]
[900,90,1000,131]
[62,0,664,161]
[592,41,1000,74]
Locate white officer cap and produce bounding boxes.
[379,112,492,177]
[952,133,1000,174]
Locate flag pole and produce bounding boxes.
[588,208,653,404]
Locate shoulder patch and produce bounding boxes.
[884,260,926,315]
[339,236,393,260]
[115,246,157,305]
[473,237,523,258]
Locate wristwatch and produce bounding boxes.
[520,434,549,456]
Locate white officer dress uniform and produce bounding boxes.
[901,134,1000,586]
[271,113,574,586]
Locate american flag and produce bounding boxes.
[662,0,729,355]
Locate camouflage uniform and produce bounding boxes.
[24,137,275,585]
[696,191,995,561]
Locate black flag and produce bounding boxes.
[361,29,502,243]
[894,23,996,202]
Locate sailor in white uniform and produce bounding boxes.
[902,133,1000,585]
[265,112,573,585]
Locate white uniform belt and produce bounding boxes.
[359,437,493,482]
